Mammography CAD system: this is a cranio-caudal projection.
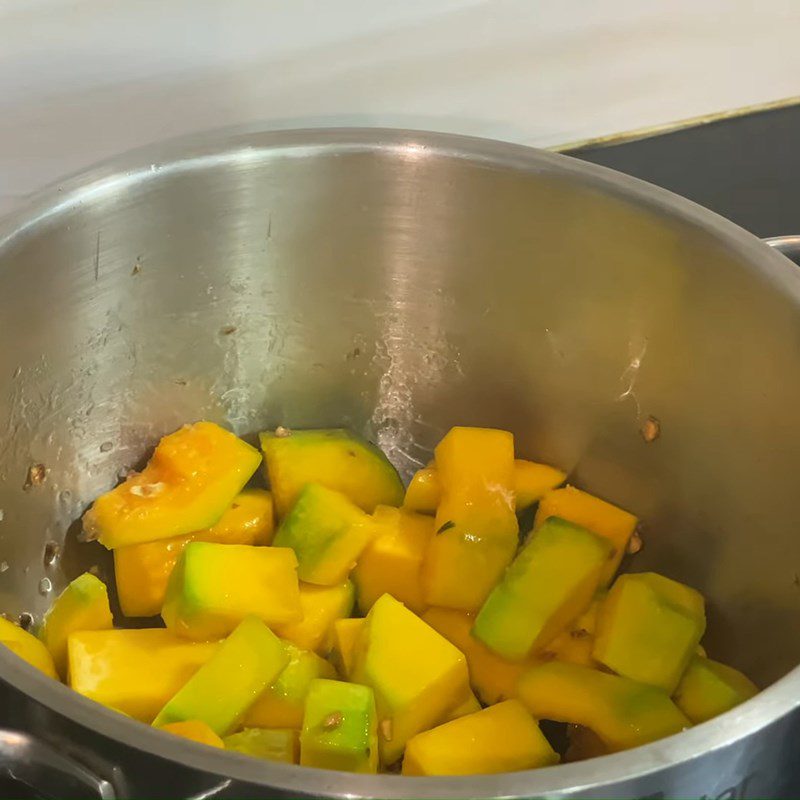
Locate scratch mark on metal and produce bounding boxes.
[94,232,101,282]
[617,338,648,418]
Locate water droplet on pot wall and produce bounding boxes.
[43,541,60,566]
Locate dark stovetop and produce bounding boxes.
[568,102,800,239]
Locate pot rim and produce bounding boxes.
[1,125,798,798]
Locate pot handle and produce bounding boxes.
[0,728,117,799]
[764,235,800,266]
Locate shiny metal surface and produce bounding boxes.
[1,128,800,798]
[766,235,800,266]
[0,728,117,799]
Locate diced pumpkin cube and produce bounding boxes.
[330,618,364,679]
[273,484,374,586]
[404,460,565,515]
[541,596,603,668]
[535,486,637,585]
[244,640,336,729]
[422,607,531,705]
[513,460,567,511]
[300,678,378,773]
[39,572,113,678]
[274,581,354,654]
[673,656,758,724]
[640,573,705,619]
[3,640,59,679]
[84,422,262,549]
[115,535,193,619]
[114,488,275,618]
[162,542,301,641]
[259,428,403,517]
[159,720,224,748]
[68,629,217,721]
[0,618,58,679]
[201,488,275,545]
[154,617,288,736]
[593,573,706,692]
[442,689,482,722]
[403,468,440,514]
[473,517,612,661]
[224,728,299,763]
[517,661,690,752]
[353,506,434,614]
[351,594,470,765]
[403,700,558,776]
[423,427,519,611]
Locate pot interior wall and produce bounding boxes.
[1,137,799,686]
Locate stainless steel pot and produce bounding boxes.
[1,128,799,799]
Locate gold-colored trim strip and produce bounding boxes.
[553,95,800,153]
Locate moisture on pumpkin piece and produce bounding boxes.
[423,427,519,612]
[244,640,336,730]
[259,428,404,517]
[153,616,288,736]
[299,678,378,773]
[402,700,559,776]
[0,617,58,679]
[68,628,218,722]
[83,421,263,549]
[402,467,440,514]
[161,542,301,641]
[274,580,355,654]
[159,720,224,749]
[39,572,113,678]
[350,593,471,766]
[403,459,566,515]
[473,517,612,661]
[353,505,434,615]
[534,485,638,586]
[224,727,300,763]
[673,655,758,724]
[330,618,364,679]
[273,483,375,586]
[592,572,706,693]
[517,660,690,752]
[114,488,275,618]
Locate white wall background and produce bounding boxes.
[1,0,799,209]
